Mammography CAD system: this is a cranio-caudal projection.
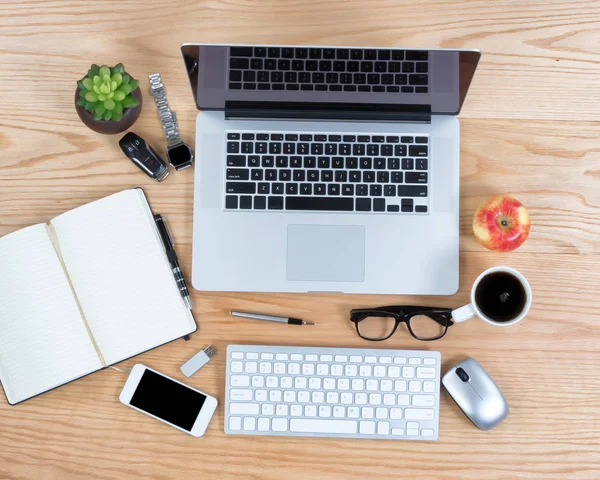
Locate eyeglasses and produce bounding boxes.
[350,306,454,341]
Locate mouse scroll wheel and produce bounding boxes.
[455,367,470,382]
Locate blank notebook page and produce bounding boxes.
[0,224,103,404]
[50,189,195,366]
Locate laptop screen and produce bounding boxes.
[181,45,480,116]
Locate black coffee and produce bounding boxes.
[474,272,527,322]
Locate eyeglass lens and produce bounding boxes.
[408,314,447,340]
[356,314,397,340]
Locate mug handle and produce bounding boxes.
[452,304,476,323]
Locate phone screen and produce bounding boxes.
[130,369,207,431]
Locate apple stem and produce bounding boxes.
[501,219,509,227]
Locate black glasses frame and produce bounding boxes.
[350,305,454,341]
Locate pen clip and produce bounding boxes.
[155,214,174,248]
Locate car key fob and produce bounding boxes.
[119,132,170,182]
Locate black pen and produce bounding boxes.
[154,214,192,310]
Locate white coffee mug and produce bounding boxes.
[452,266,532,326]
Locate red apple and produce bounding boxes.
[473,196,530,252]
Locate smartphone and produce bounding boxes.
[119,364,218,437]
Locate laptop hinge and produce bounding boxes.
[224,102,432,123]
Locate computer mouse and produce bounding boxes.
[442,358,509,431]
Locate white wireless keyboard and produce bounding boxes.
[225,345,441,441]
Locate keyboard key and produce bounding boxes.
[406,172,427,184]
[272,418,288,432]
[363,171,375,182]
[359,421,376,435]
[268,196,284,210]
[356,198,371,211]
[225,196,238,209]
[373,199,385,212]
[391,172,403,183]
[229,416,242,430]
[254,47,266,57]
[230,403,259,415]
[409,145,428,157]
[397,186,427,197]
[226,182,256,194]
[406,50,428,61]
[370,185,382,197]
[387,205,399,212]
[239,196,252,209]
[291,418,357,434]
[413,394,435,407]
[416,158,428,170]
[286,197,353,211]
[230,58,249,69]
[405,409,435,421]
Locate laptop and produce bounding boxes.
[181,44,480,295]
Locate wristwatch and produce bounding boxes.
[148,73,194,170]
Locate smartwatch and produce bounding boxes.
[148,73,194,170]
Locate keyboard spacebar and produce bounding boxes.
[290,419,358,434]
[286,197,354,211]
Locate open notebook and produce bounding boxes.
[0,189,196,405]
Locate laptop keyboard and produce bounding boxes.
[228,47,429,93]
[225,132,429,214]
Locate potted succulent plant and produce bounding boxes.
[75,63,142,134]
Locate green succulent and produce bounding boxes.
[76,63,140,122]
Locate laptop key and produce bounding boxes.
[227,142,240,153]
[356,198,371,211]
[231,47,253,57]
[409,145,428,157]
[227,169,249,180]
[415,205,428,213]
[230,58,249,69]
[387,204,400,212]
[397,186,427,197]
[226,182,256,194]
[401,199,414,212]
[416,158,428,170]
[227,155,245,166]
[402,158,414,170]
[356,184,368,196]
[300,183,312,195]
[388,158,400,170]
[268,196,284,210]
[225,196,238,209]
[286,197,353,211]
[240,196,252,209]
[258,183,270,194]
[373,199,385,212]
[254,196,266,210]
[272,183,284,194]
[405,172,428,184]
[406,51,428,61]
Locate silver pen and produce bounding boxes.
[230,311,317,326]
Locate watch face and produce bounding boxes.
[168,144,193,168]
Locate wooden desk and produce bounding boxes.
[1,1,599,478]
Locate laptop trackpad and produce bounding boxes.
[286,225,365,282]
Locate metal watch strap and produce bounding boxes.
[148,73,183,149]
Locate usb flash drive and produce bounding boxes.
[181,345,215,377]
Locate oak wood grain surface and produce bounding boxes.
[1,0,599,478]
